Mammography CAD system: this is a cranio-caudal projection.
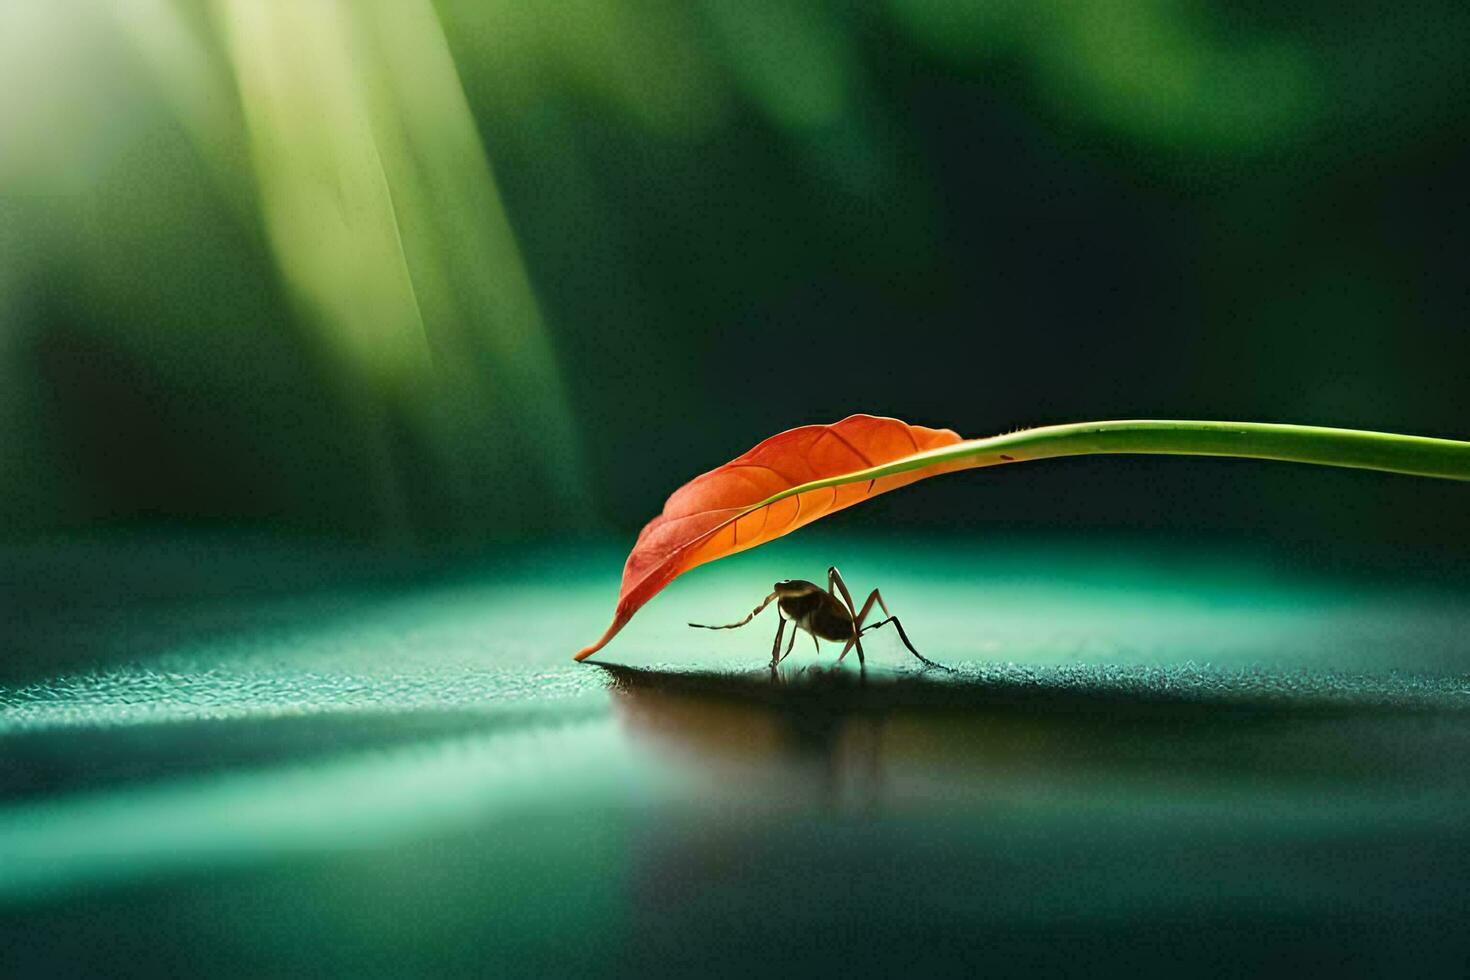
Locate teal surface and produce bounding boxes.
[3,533,1469,975]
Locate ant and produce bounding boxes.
[689,566,948,672]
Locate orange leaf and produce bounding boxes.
[575,414,967,660]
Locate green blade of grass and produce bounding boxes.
[752,420,1470,513]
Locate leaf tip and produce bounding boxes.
[573,615,627,661]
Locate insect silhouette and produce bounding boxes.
[689,566,948,671]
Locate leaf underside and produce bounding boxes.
[574,415,965,659]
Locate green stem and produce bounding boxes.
[757,420,1470,509]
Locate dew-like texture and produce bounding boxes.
[3,534,1469,974]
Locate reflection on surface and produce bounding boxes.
[603,660,1470,814]
[595,661,1470,974]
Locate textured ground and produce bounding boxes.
[3,533,1469,975]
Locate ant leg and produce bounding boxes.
[827,566,859,618]
[829,566,866,668]
[770,616,786,668]
[692,592,777,631]
[862,617,948,670]
[854,589,949,671]
[836,633,866,670]
[778,622,798,663]
[839,588,881,664]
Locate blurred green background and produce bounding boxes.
[5,4,1470,974]
[3,0,1467,553]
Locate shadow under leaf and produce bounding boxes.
[595,659,1470,805]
